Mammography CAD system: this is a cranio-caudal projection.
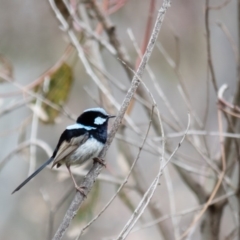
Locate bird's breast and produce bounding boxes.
[68,137,104,165]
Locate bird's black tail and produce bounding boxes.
[12,157,54,194]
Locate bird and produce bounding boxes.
[12,107,115,195]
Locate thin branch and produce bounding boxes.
[161,114,190,171]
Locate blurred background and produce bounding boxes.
[0,0,239,240]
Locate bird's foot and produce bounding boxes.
[75,186,87,197]
[93,157,106,167]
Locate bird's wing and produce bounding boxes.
[51,132,89,168]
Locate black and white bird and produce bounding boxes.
[12,107,115,195]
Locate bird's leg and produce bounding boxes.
[66,165,86,197]
[93,157,106,167]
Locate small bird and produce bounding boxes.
[12,107,115,195]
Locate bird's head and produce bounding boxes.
[76,108,115,129]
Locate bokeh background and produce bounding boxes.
[0,0,239,240]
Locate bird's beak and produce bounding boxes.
[108,115,116,118]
